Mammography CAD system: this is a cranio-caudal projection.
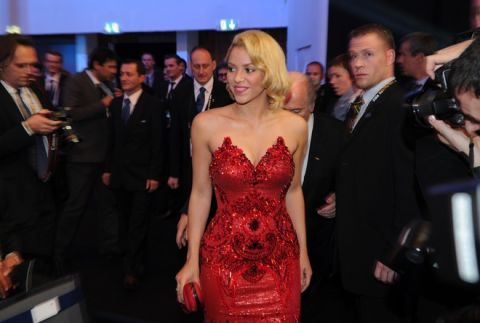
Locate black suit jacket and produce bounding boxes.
[39,72,70,108]
[168,78,232,180]
[335,82,421,297]
[62,71,110,163]
[106,91,164,191]
[142,70,164,98]
[0,83,53,255]
[302,113,345,282]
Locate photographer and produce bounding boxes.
[426,38,480,176]
[0,34,61,295]
[407,37,480,322]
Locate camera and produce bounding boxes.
[388,180,480,292]
[406,62,465,128]
[50,107,80,144]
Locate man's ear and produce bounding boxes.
[386,48,396,65]
[415,52,426,64]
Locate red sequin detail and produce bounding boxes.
[200,136,300,322]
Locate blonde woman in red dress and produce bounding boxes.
[176,30,312,322]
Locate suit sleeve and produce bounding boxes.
[0,125,34,159]
[63,75,106,122]
[380,92,422,262]
[168,96,182,178]
[148,97,164,180]
[104,100,116,173]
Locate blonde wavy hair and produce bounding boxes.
[225,30,290,110]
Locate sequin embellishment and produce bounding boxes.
[200,136,300,322]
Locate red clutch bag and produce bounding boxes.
[183,282,204,313]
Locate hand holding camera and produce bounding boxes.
[25,109,62,135]
[428,115,480,167]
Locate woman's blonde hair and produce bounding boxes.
[225,30,290,110]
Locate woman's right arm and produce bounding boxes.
[175,113,213,303]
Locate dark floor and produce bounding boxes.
[72,213,201,323]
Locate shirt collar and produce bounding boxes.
[194,76,214,94]
[123,88,143,107]
[45,73,61,83]
[362,76,395,105]
[85,69,101,85]
[416,77,429,86]
[171,74,183,85]
[0,80,20,94]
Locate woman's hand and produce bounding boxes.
[428,116,480,153]
[428,116,470,153]
[175,261,200,304]
[300,251,312,292]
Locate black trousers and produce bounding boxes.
[301,274,351,323]
[54,162,118,259]
[1,178,56,258]
[344,289,412,323]
[114,189,152,275]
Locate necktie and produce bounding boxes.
[404,82,423,101]
[16,89,49,179]
[167,81,175,100]
[47,79,55,103]
[196,87,206,112]
[122,98,131,124]
[346,94,364,133]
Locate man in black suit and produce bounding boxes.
[336,24,421,322]
[284,72,346,322]
[173,47,232,248]
[39,50,71,209]
[306,61,328,113]
[397,32,437,102]
[141,52,163,97]
[153,54,192,218]
[0,35,61,283]
[103,60,163,289]
[40,50,70,108]
[54,48,119,268]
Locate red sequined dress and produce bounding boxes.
[200,136,300,322]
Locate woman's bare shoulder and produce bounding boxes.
[277,109,308,134]
[192,104,236,133]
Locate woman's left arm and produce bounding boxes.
[285,118,312,292]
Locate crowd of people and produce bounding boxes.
[1,18,480,323]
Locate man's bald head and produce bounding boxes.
[284,71,315,121]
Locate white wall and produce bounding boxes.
[1,0,331,74]
[286,0,329,72]
[0,1,11,33]
[4,0,288,35]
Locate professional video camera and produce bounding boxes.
[406,62,465,128]
[50,107,80,144]
[388,180,480,292]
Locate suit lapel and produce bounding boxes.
[81,72,101,99]
[0,84,29,122]
[123,92,148,132]
[350,100,377,137]
[303,115,321,191]
[208,80,223,109]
